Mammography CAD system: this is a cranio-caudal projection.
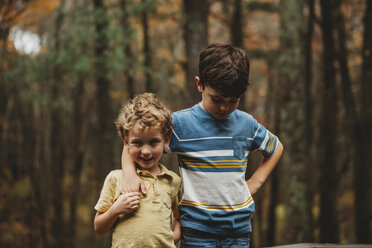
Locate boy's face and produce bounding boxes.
[196,77,240,120]
[125,125,170,175]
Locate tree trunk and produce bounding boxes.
[319,0,340,243]
[231,0,247,109]
[231,0,243,48]
[120,0,135,98]
[267,62,279,246]
[355,0,372,243]
[183,0,209,107]
[142,0,152,92]
[278,0,312,243]
[304,0,315,241]
[66,77,87,248]
[93,0,115,189]
[50,2,66,247]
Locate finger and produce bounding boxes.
[140,181,147,195]
[130,204,140,210]
[126,192,141,198]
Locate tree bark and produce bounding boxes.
[231,0,243,48]
[66,77,87,248]
[142,0,152,92]
[319,0,340,243]
[231,0,247,109]
[183,0,209,107]
[93,0,115,190]
[120,0,135,98]
[355,0,372,243]
[50,2,67,247]
[304,0,315,241]
[267,62,279,246]
[278,0,312,243]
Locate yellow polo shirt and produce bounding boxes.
[95,164,181,248]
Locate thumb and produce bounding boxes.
[140,181,147,195]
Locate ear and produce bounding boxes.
[123,138,129,147]
[195,76,203,92]
[164,133,171,149]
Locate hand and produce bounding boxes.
[246,178,260,195]
[110,192,141,216]
[121,174,147,195]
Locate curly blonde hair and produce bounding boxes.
[115,93,173,141]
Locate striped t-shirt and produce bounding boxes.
[169,104,278,235]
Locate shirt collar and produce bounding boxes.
[136,164,174,182]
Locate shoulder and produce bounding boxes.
[230,109,258,128]
[104,169,122,184]
[108,169,122,178]
[160,164,181,186]
[172,105,196,120]
[171,105,201,135]
[233,109,255,121]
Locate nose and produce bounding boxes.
[140,145,151,157]
[219,103,229,113]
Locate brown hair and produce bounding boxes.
[198,43,250,98]
[115,93,173,141]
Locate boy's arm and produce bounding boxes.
[94,192,141,235]
[247,140,283,195]
[121,146,147,194]
[172,214,181,243]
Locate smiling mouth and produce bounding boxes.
[139,157,153,162]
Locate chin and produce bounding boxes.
[214,115,227,120]
[137,163,154,169]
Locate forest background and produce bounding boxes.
[0,0,371,247]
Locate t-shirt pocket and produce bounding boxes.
[232,136,248,160]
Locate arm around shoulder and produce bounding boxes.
[121,146,147,194]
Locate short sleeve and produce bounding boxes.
[250,120,279,158]
[169,113,180,152]
[94,171,117,213]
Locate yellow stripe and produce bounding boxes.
[181,197,253,210]
[183,164,247,168]
[183,161,246,165]
[182,197,252,207]
[182,159,247,163]
[268,134,275,154]
[267,135,272,154]
[180,158,247,168]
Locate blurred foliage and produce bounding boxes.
[0,0,371,247]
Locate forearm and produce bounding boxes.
[121,146,137,175]
[94,210,118,235]
[247,140,283,195]
[172,216,181,243]
[121,146,147,193]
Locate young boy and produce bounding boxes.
[122,44,283,247]
[94,93,181,247]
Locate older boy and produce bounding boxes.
[122,44,283,247]
[94,93,181,247]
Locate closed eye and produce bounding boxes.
[211,97,223,103]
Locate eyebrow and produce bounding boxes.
[210,94,238,101]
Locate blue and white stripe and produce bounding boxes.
[170,104,278,234]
